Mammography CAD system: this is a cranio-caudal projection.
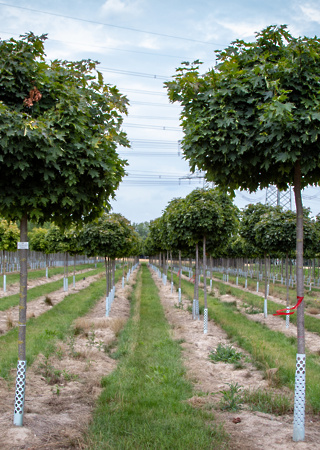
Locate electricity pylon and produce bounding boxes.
[265,185,293,210]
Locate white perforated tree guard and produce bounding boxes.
[264,298,267,318]
[3,274,6,293]
[256,281,259,292]
[105,296,110,317]
[192,299,196,320]
[171,281,173,293]
[203,308,208,334]
[293,353,306,441]
[195,300,200,320]
[178,288,181,303]
[286,309,290,328]
[13,360,26,426]
[122,277,125,289]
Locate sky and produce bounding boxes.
[1,0,320,224]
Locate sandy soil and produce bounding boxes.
[1,266,320,449]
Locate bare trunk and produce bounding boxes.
[203,236,207,309]
[178,250,182,290]
[292,160,306,442]
[294,163,305,354]
[105,256,109,296]
[18,214,28,360]
[286,253,289,307]
[194,243,199,301]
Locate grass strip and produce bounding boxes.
[0,262,104,288]
[173,274,320,413]
[85,264,228,450]
[0,269,122,379]
[0,266,106,312]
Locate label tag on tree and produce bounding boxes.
[17,242,29,250]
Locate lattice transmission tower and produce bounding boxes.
[265,185,293,211]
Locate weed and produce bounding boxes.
[55,344,64,360]
[44,296,53,306]
[62,369,79,382]
[52,384,63,396]
[109,317,126,336]
[265,367,280,387]
[37,356,61,385]
[174,303,183,309]
[242,388,293,415]
[245,304,262,314]
[86,325,96,348]
[67,333,80,358]
[209,343,243,364]
[6,312,14,330]
[219,382,243,411]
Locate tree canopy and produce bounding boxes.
[0,32,129,226]
[166,25,320,193]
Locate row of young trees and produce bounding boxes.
[165,25,320,441]
[0,33,138,426]
[147,187,320,440]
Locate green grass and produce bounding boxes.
[0,268,122,379]
[173,274,320,413]
[85,264,229,449]
[0,266,105,312]
[210,278,320,337]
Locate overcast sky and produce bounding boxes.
[2,0,320,223]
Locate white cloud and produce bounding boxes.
[299,4,320,23]
[101,0,143,16]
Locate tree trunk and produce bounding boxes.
[292,161,305,442]
[294,164,305,354]
[105,256,109,296]
[18,215,28,360]
[286,253,290,308]
[203,236,207,309]
[178,250,182,291]
[13,213,28,426]
[195,243,199,301]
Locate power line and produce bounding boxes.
[100,66,169,80]
[0,2,220,46]
[119,152,180,157]
[124,123,181,131]
[119,88,167,97]
[129,101,179,108]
